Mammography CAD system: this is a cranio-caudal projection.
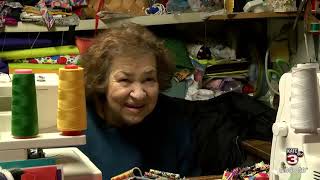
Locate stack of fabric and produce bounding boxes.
[222,162,269,180]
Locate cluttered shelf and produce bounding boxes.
[207,11,297,20]
[3,11,297,33]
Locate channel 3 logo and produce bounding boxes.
[286,148,304,165]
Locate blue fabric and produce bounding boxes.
[0,60,8,74]
[79,94,199,179]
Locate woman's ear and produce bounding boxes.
[94,93,106,120]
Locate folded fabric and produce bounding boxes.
[0,46,79,60]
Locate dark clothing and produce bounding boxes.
[79,92,276,178]
[191,92,276,175]
[79,93,198,179]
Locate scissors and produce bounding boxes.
[267,59,291,83]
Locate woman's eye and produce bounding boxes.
[145,78,155,82]
[119,79,129,83]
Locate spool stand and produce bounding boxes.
[0,71,102,179]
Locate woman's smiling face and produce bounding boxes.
[104,53,159,126]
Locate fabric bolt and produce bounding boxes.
[0,45,79,60]
[15,55,80,65]
[0,60,9,74]
[0,38,68,51]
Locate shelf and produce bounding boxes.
[0,132,86,150]
[3,12,297,32]
[207,11,297,20]
[100,12,298,26]
[4,19,107,32]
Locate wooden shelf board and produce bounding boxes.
[3,12,296,32]
[207,12,297,20]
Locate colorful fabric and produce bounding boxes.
[15,55,80,65]
[38,0,54,29]
[222,162,269,180]
[45,0,87,9]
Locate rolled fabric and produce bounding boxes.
[0,38,68,51]
[0,45,79,60]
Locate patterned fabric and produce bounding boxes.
[45,0,87,9]
[15,55,80,65]
[0,1,23,28]
[37,0,86,29]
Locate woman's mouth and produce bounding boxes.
[124,104,145,112]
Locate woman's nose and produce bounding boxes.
[130,83,146,100]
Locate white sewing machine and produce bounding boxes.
[270,63,320,180]
[0,73,102,180]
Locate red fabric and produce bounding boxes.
[22,166,57,180]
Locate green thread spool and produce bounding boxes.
[11,69,38,138]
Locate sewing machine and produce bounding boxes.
[0,73,58,133]
[270,63,320,180]
[0,73,102,180]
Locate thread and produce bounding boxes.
[290,63,320,133]
[11,69,39,138]
[111,167,142,180]
[57,64,86,136]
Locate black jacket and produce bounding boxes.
[158,92,276,175]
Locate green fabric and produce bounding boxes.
[11,73,38,137]
[0,46,79,60]
[164,38,193,70]
[0,158,56,169]
[162,79,187,99]
[9,63,64,70]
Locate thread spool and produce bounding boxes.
[290,63,320,133]
[11,69,38,138]
[111,167,142,180]
[57,64,86,136]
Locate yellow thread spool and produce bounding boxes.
[57,64,87,136]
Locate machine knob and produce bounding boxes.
[272,122,288,136]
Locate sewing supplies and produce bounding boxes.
[111,167,142,180]
[174,69,191,82]
[57,64,86,136]
[11,69,39,138]
[145,3,166,15]
[290,63,319,132]
[148,169,180,179]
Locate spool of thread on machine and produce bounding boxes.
[11,69,39,138]
[290,63,320,133]
[57,64,86,136]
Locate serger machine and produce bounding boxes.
[270,63,320,180]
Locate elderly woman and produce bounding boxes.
[79,23,276,179]
[79,24,198,179]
